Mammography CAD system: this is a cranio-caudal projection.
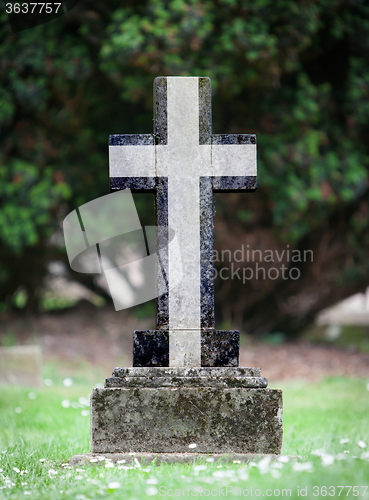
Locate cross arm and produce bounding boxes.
[211,134,257,192]
[109,134,156,193]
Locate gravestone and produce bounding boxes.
[90,77,283,455]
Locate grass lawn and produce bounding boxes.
[0,377,368,499]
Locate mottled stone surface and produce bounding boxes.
[212,134,256,145]
[133,330,239,367]
[155,178,169,328]
[198,77,212,145]
[133,330,169,367]
[105,376,267,388]
[154,77,167,145]
[110,177,156,193]
[212,175,257,192]
[71,452,299,466]
[109,134,154,146]
[201,330,239,366]
[90,387,282,454]
[112,367,261,377]
[106,365,266,388]
[200,177,215,328]
[109,76,257,366]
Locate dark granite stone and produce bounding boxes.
[109,134,154,146]
[212,134,257,145]
[133,330,169,367]
[201,330,239,367]
[155,178,169,328]
[133,329,239,367]
[154,77,167,145]
[200,177,215,329]
[198,77,212,145]
[110,177,156,193]
[213,175,257,192]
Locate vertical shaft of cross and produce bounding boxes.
[156,77,212,366]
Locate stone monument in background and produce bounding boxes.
[90,76,283,456]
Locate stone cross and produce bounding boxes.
[109,77,257,367]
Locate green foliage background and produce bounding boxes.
[0,0,369,332]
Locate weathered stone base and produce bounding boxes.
[105,366,267,388]
[90,370,283,454]
[71,452,297,467]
